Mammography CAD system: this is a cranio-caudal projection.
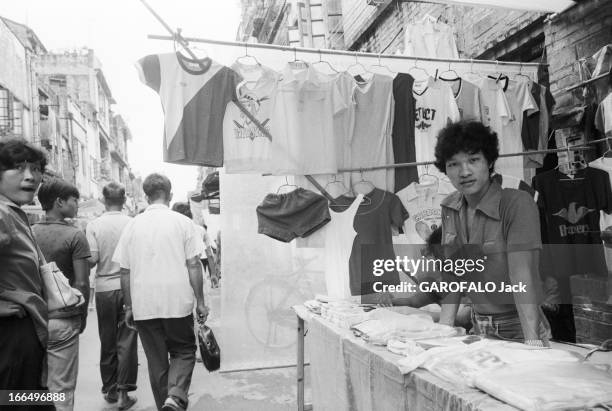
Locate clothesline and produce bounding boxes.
[147,34,547,69]
[336,137,611,173]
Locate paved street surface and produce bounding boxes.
[75,288,310,410]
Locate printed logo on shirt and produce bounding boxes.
[413,208,442,241]
[553,202,595,237]
[415,107,437,131]
[233,94,272,141]
[482,106,492,126]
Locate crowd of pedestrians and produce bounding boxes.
[0,137,217,411]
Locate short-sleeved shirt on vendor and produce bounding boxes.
[136,52,241,166]
[112,204,204,320]
[32,220,91,318]
[440,181,542,312]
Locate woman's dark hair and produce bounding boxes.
[37,178,80,211]
[143,173,171,201]
[0,138,47,175]
[425,226,444,260]
[172,202,192,219]
[434,121,499,173]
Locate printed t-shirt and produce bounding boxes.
[331,188,408,296]
[136,53,241,166]
[589,157,612,230]
[222,63,278,173]
[413,77,460,178]
[33,220,91,318]
[86,211,132,292]
[498,78,539,179]
[440,77,482,121]
[392,73,418,192]
[533,168,612,298]
[268,64,346,175]
[595,93,612,135]
[347,73,395,192]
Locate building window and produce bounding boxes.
[0,87,23,136]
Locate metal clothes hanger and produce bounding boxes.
[324,174,349,197]
[312,49,339,74]
[600,136,612,159]
[235,42,262,67]
[352,171,376,200]
[418,164,439,186]
[173,28,208,61]
[438,61,460,81]
[276,176,299,194]
[369,52,395,76]
[346,51,370,78]
[407,58,429,80]
[288,47,309,69]
[515,62,532,82]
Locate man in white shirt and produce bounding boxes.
[87,182,138,409]
[113,174,208,411]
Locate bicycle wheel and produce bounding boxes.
[244,279,307,349]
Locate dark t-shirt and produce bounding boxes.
[392,73,418,192]
[533,167,612,297]
[32,221,91,286]
[331,188,409,295]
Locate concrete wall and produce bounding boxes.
[0,18,29,104]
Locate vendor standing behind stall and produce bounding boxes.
[435,121,551,346]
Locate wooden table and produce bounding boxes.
[292,305,612,411]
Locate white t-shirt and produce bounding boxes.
[223,64,278,173]
[470,76,510,133]
[348,73,395,192]
[589,157,612,230]
[498,78,539,179]
[413,77,460,178]
[441,78,482,121]
[324,194,363,299]
[113,204,204,320]
[268,64,346,175]
[595,93,612,135]
[403,21,459,59]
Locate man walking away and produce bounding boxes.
[87,182,138,409]
[113,174,209,411]
[33,178,91,411]
[0,138,54,410]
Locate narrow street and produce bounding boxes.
[75,288,309,410]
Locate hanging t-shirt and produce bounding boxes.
[589,157,612,230]
[392,73,418,192]
[595,93,612,135]
[268,64,346,175]
[413,77,460,178]
[136,52,241,166]
[403,21,459,59]
[331,189,408,296]
[348,74,395,192]
[533,168,612,298]
[470,76,510,134]
[498,78,539,179]
[525,83,555,168]
[222,63,278,173]
[324,194,363,299]
[440,77,481,121]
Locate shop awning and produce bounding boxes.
[403,0,577,13]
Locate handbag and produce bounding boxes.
[35,242,84,311]
[197,324,220,371]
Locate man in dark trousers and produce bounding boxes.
[0,138,54,410]
[87,182,138,410]
[113,174,208,411]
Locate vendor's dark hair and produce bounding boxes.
[434,121,499,173]
[38,178,80,211]
[172,202,192,219]
[102,181,126,206]
[143,173,171,201]
[0,137,47,176]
